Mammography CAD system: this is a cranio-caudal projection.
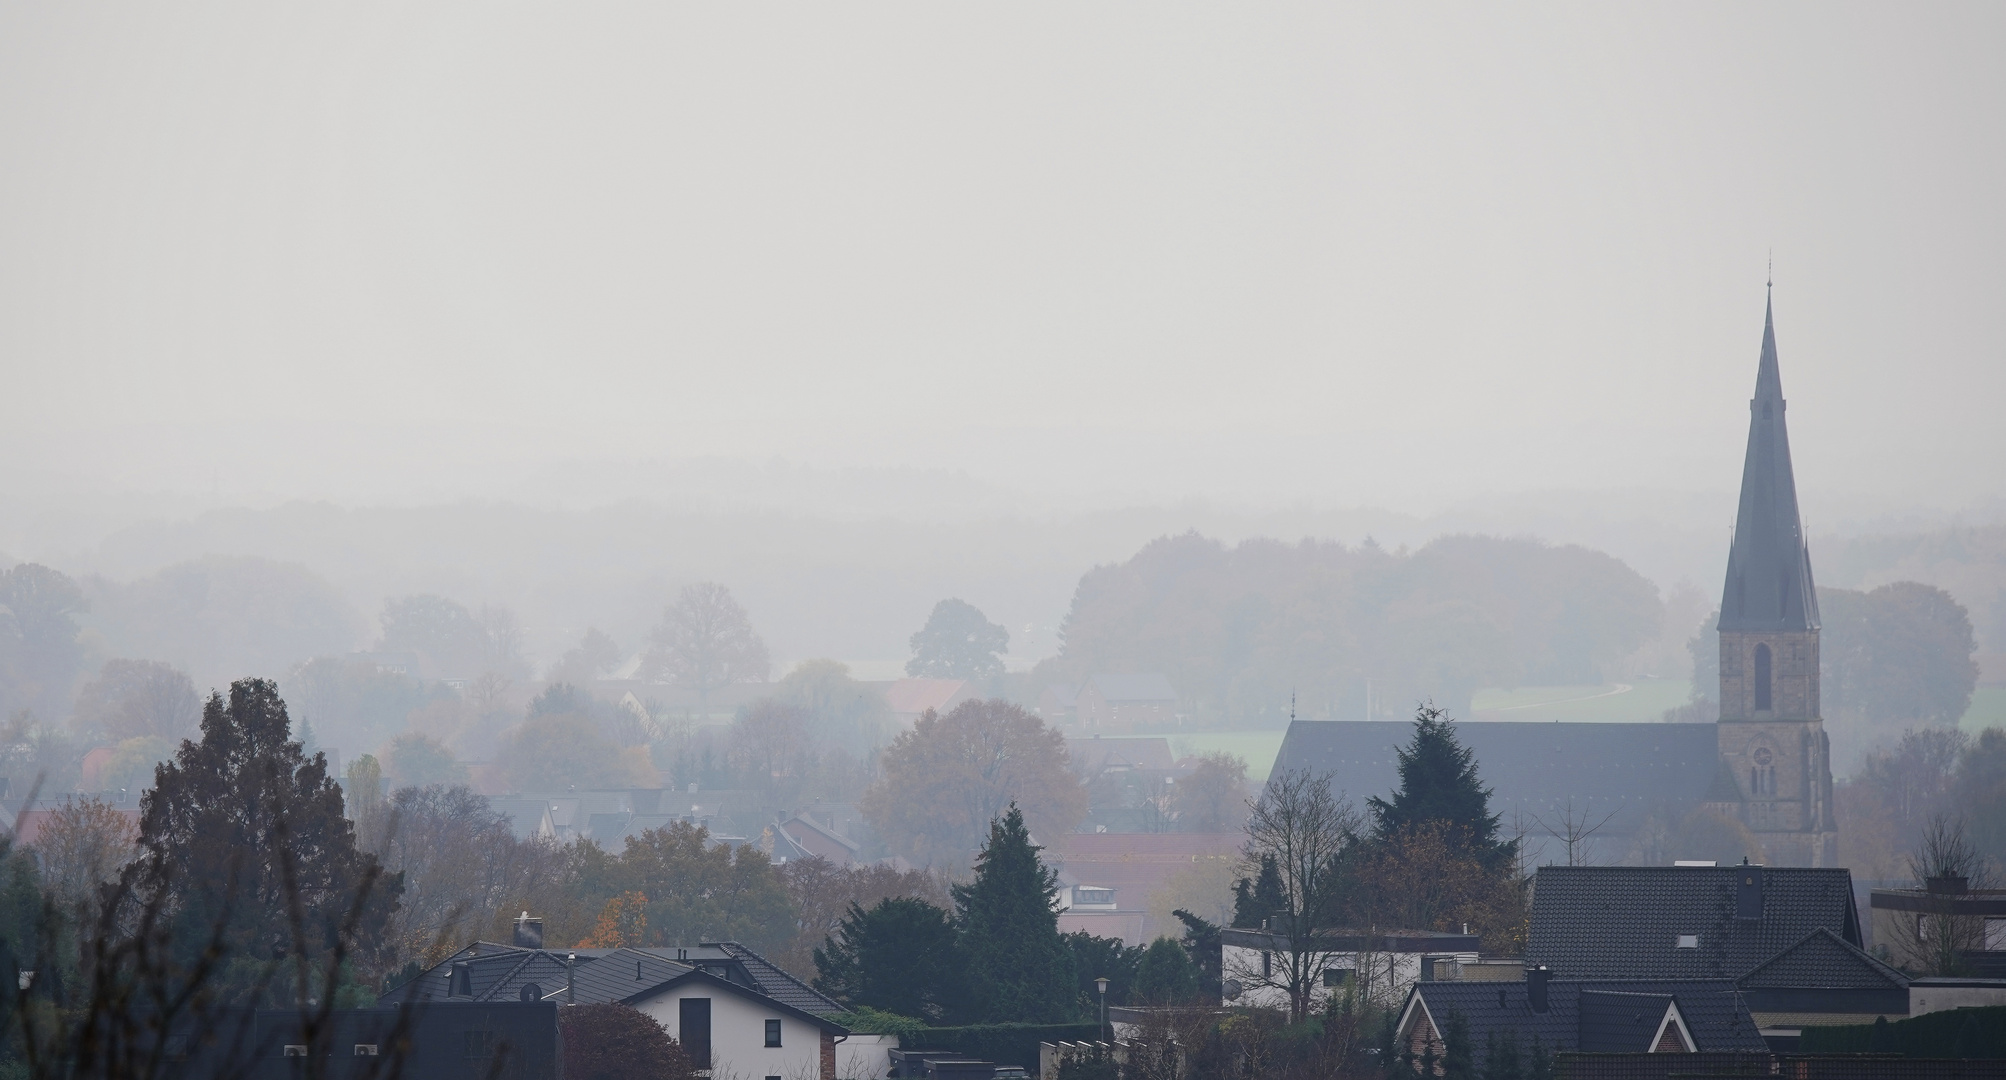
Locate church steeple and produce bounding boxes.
[1719,290,1819,632]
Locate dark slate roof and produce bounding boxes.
[1526,865,1861,980]
[377,939,842,1018]
[1409,980,1766,1054]
[1272,720,1719,837]
[1736,927,1907,990]
[1577,991,1676,1053]
[1719,292,1819,633]
[708,941,846,1015]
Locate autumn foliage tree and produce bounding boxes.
[860,699,1086,868]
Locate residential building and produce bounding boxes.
[1269,292,1838,866]
[1869,878,2006,977]
[1396,973,1769,1060]
[1045,832,1240,946]
[1074,674,1179,732]
[882,678,979,726]
[1527,863,1911,1047]
[383,928,848,1080]
[1221,926,1481,1011]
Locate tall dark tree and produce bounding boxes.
[1062,931,1141,1009]
[1131,937,1200,1004]
[1170,909,1222,999]
[1230,854,1287,929]
[126,678,400,1002]
[907,599,1009,681]
[953,805,1077,1022]
[1367,704,1514,871]
[813,897,963,1022]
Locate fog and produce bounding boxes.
[3,5,2003,686]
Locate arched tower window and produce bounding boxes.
[1754,643,1773,712]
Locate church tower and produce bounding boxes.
[1715,289,1838,866]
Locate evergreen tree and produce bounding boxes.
[1440,1011,1476,1080]
[1131,937,1200,1004]
[953,805,1077,1022]
[1368,704,1514,870]
[814,897,964,1022]
[1482,1029,1521,1080]
[1171,909,1222,998]
[1525,1036,1552,1080]
[1062,931,1140,1010]
[128,679,400,1003]
[1230,854,1288,928]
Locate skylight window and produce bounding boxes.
[1676,935,1699,949]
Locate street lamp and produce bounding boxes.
[1095,977,1109,1044]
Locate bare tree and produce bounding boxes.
[31,797,137,926]
[1233,768,1362,1022]
[1888,813,1994,976]
[1531,798,1619,867]
[644,583,771,717]
[70,660,200,743]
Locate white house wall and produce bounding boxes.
[1221,945,1476,1012]
[635,986,826,1080]
[835,1034,897,1080]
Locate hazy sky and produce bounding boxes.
[3,3,2003,515]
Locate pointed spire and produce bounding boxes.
[1720,289,1819,632]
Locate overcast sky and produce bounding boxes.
[3,3,2002,518]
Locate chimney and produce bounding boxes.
[513,912,544,949]
[1735,861,1763,921]
[1527,966,1550,1013]
[566,953,576,1005]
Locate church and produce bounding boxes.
[1270,291,1840,867]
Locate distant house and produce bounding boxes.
[1869,878,2006,977]
[768,813,862,866]
[1037,683,1079,724]
[384,926,848,1080]
[1045,832,1241,946]
[1396,973,1769,1060]
[882,678,979,726]
[1075,674,1178,731]
[1065,737,1175,775]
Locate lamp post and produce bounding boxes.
[1095,977,1109,1045]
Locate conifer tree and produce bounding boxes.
[953,805,1077,1022]
[1230,854,1287,928]
[128,678,399,1002]
[1368,703,1514,870]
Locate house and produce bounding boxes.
[1527,863,1909,1047]
[1037,684,1079,725]
[1395,972,1769,1061]
[1065,737,1176,776]
[882,679,979,726]
[1869,878,2006,977]
[1044,832,1241,946]
[768,813,863,866]
[1221,927,1482,1011]
[1074,675,1178,732]
[383,922,849,1080]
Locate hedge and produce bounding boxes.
[1796,1007,2006,1058]
[914,1023,1105,1070]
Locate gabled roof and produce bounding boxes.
[1526,865,1861,980]
[1406,980,1766,1054]
[1576,991,1677,1052]
[378,939,844,1022]
[1719,291,1819,633]
[1272,721,1720,838]
[1736,927,1908,990]
[1083,674,1178,703]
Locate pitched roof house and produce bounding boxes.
[1396,976,1769,1061]
[383,934,848,1080]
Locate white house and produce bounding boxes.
[1219,927,1481,1012]
[385,931,853,1080]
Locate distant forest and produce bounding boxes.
[1035,532,1665,724]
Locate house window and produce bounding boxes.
[354,1045,379,1057]
[1261,951,1272,977]
[1323,968,1354,988]
[765,1019,782,1048]
[1753,644,1772,711]
[681,998,713,1069]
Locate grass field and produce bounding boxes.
[1467,677,1691,723]
[1961,686,2006,735]
[1169,732,1290,782]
